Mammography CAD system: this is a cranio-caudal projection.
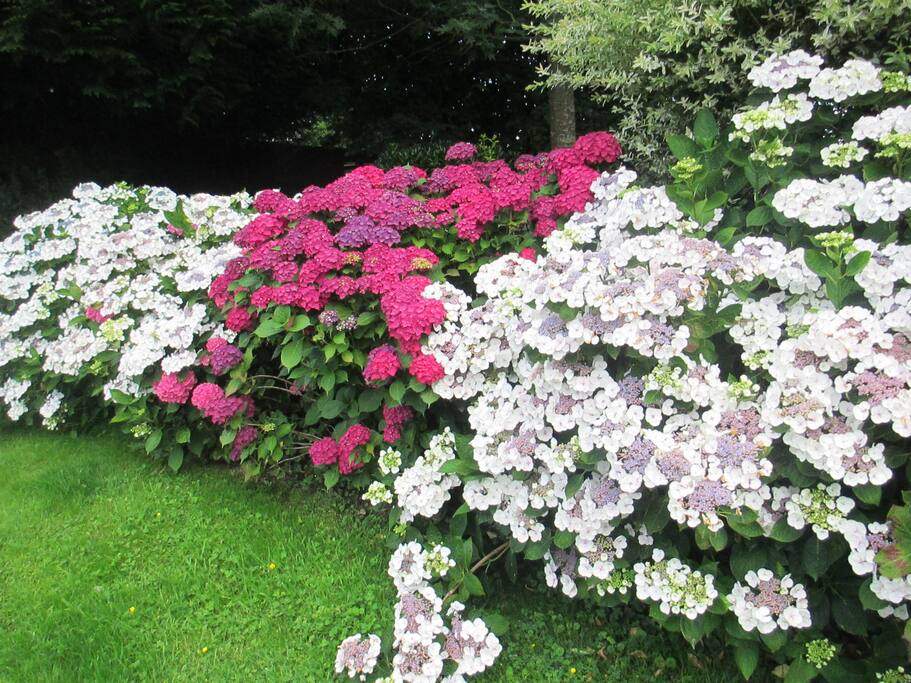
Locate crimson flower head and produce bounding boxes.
[363,344,401,382]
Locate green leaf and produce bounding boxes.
[845,250,871,277]
[852,483,881,506]
[110,389,134,405]
[461,538,474,566]
[804,250,835,278]
[666,134,698,160]
[167,448,184,472]
[642,494,670,534]
[280,339,304,369]
[730,543,768,580]
[449,503,469,539]
[802,536,832,580]
[734,642,760,680]
[524,540,549,561]
[144,429,162,454]
[358,389,384,414]
[680,615,705,645]
[784,657,817,683]
[704,191,727,211]
[254,319,283,338]
[482,613,509,636]
[726,511,764,539]
[318,399,344,420]
[389,380,406,403]
[832,595,867,636]
[769,518,802,543]
[693,109,719,147]
[462,572,484,596]
[554,530,574,549]
[175,427,191,444]
[323,468,340,489]
[318,372,335,394]
[715,226,736,246]
[746,205,773,227]
[760,628,787,652]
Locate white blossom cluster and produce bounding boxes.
[347,541,500,682]
[393,428,460,524]
[808,59,882,102]
[852,106,911,144]
[747,50,824,92]
[0,182,251,422]
[730,93,814,142]
[633,548,718,619]
[729,569,811,633]
[414,132,911,622]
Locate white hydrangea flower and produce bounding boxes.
[729,569,811,634]
[748,50,824,92]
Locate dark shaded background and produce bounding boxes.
[1,0,623,234]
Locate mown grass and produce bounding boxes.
[0,429,753,682]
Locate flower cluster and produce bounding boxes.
[0,182,251,430]
[404,55,911,669]
[190,135,622,469]
[339,540,501,681]
[729,569,811,633]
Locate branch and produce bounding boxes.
[444,540,510,602]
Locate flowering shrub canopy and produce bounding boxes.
[0,182,250,465]
[352,52,911,680]
[173,133,620,481]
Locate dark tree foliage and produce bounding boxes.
[0,0,616,230]
[0,0,557,150]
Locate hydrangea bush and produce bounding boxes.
[348,52,911,680]
[155,135,621,481]
[0,182,252,467]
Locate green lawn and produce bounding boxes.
[0,429,751,682]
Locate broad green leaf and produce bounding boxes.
[734,642,760,680]
[281,339,304,369]
[804,250,835,278]
[693,109,719,146]
[323,468,340,489]
[746,205,772,227]
[168,448,184,472]
[845,250,871,277]
[389,380,406,403]
[666,134,699,160]
[482,612,509,636]
[462,572,484,596]
[553,530,574,549]
[145,429,162,453]
[769,518,802,543]
[358,389,384,413]
[802,536,832,580]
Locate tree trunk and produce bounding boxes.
[548,63,576,149]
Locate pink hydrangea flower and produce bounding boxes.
[409,353,445,385]
[337,424,371,474]
[519,247,537,261]
[210,343,244,375]
[445,142,478,161]
[85,306,109,323]
[153,372,197,404]
[363,344,401,382]
[309,437,340,466]
[226,306,254,332]
[382,404,413,443]
[230,426,259,462]
[191,382,225,412]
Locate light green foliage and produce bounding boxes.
[523,0,911,179]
